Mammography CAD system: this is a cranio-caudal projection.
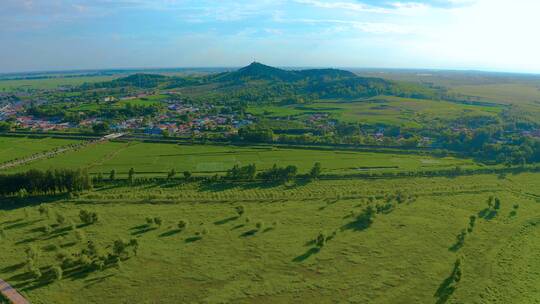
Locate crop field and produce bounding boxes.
[248,96,501,127]
[0,76,117,91]
[0,136,81,163]
[4,140,481,176]
[1,173,539,303]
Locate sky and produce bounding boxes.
[1,0,540,73]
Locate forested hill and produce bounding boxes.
[81,62,440,101]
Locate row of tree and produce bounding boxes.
[0,169,92,197]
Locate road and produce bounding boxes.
[0,279,30,304]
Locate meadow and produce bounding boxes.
[1,173,539,303]
[2,140,481,177]
[0,136,81,164]
[248,96,501,127]
[0,76,117,91]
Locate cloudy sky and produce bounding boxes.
[1,0,539,73]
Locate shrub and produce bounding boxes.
[52,265,63,280]
[316,232,326,248]
[38,205,49,217]
[56,213,66,226]
[235,205,245,216]
[177,220,188,230]
[79,210,98,225]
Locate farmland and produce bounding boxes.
[1,172,540,303]
[2,139,481,176]
[1,65,540,304]
[0,136,81,163]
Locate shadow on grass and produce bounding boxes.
[293,247,320,262]
[130,226,157,236]
[341,213,373,232]
[448,242,463,253]
[185,236,202,243]
[0,194,69,211]
[434,266,461,304]
[4,219,42,230]
[214,216,239,225]
[0,262,26,273]
[231,224,245,230]
[159,229,182,237]
[240,229,258,237]
[262,227,274,233]
[478,208,497,220]
[84,273,115,288]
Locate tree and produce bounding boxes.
[235,206,245,217]
[129,239,139,256]
[38,205,49,218]
[153,217,162,227]
[52,265,63,280]
[309,162,322,180]
[177,220,188,230]
[167,169,176,180]
[56,213,66,226]
[92,122,110,134]
[183,171,192,180]
[79,210,98,225]
[109,169,116,181]
[0,121,12,132]
[494,197,501,210]
[128,168,135,184]
[316,232,326,248]
[113,239,128,258]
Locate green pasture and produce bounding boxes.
[0,137,81,164]
[248,96,501,127]
[5,141,480,176]
[1,173,539,303]
[0,76,116,91]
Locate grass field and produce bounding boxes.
[4,140,481,176]
[0,76,117,91]
[0,137,81,163]
[1,173,539,303]
[248,96,501,127]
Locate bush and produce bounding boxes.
[178,220,188,230]
[52,265,63,280]
[79,210,98,225]
[235,206,245,216]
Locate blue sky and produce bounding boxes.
[1,0,539,73]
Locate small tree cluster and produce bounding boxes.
[309,162,322,180]
[79,209,99,225]
[257,164,298,183]
[226,164,256,181]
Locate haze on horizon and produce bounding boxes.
[1,0,539,74]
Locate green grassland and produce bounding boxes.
[249,96,501,127]
[1,172,539,303]
[0,76,117,91]
[0,137,81,163]
[450,83,540,105]
[4,140,480,176]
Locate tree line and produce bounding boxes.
[0,169,92,197]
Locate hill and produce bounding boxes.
[80,62,440,102]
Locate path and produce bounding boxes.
[0,279,30,304]
[0,133,124,170]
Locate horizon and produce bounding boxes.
[2,0,540,74]
[3,62,540,78]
